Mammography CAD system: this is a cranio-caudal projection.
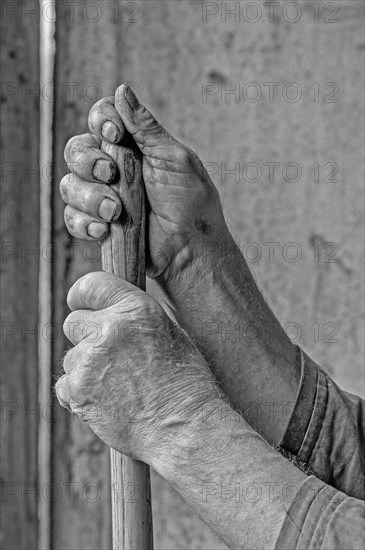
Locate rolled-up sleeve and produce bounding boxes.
[279,347,365,500]
[275,476,365,550]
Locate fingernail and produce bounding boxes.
[98,198,118,222]
[124,85,140,110]
[101,120,121,144]
[92,159,116,183]
[87,221,107,239]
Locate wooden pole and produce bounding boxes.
[100,141,153,550]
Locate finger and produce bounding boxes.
[114,84,175,157]
[67,271,140,312]
[88,96,125,144]
[60,173,122,223]
[55,374,72,411]
[64,133,117,183]
[64,310,102,346]
[62,343,88,375]
[64,205,108,240]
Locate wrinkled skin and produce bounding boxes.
[55,271,219,464]
[61,84,229,279]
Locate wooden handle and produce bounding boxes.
[101,141,153,550]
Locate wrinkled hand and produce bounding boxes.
[55,272,219,464]
[61,84,229,279]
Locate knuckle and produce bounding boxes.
[63,345,82,374]
[73,213,87,234]
[65,133,99,161]
[55,376,71,409]
[65,134,79,151]
[76,272,95,300]
[62,351,73,374]
[69,372,85,396]
[60,173,80,199]
[68,365,95,402]
[83,187,97,208]
[64,135,83,160]
[72,346,104,379]
[88,96,117,136]
[64,204,74,223]
[71,272,105,310]
[55,376,65,397]
[64,206,84,237]
[82,188,99,209]
[59,174,70,199]
[89,96,114,117]
[64,205,78,229]
[63,311,81,337]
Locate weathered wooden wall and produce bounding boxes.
[1,1,364,549]
[1,2,40,548]
[51,4,117,548]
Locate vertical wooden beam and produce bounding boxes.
[38,2,55,549]
[0,2,40,548]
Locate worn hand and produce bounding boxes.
[60,84,298,449]
[61,84,229,280]
[55,271,220,464]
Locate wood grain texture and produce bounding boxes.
[101,143,146,289]
[100,141,153,550]
[0,5,40,549]
[38,6,56,549]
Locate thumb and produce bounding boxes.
[114,84,171,154]
[67,271,140,312]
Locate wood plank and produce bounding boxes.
[0,2,40,548]
[38,3,56,549]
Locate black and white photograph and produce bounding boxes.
[1,1,364,548]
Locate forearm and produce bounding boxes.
[152,399,307,550]
[158,232,300,445]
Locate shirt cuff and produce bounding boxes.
[274,475,348,550]
[280,346,328,463]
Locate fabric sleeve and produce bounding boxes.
[279,347,365,500]
[275,475,365,550]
